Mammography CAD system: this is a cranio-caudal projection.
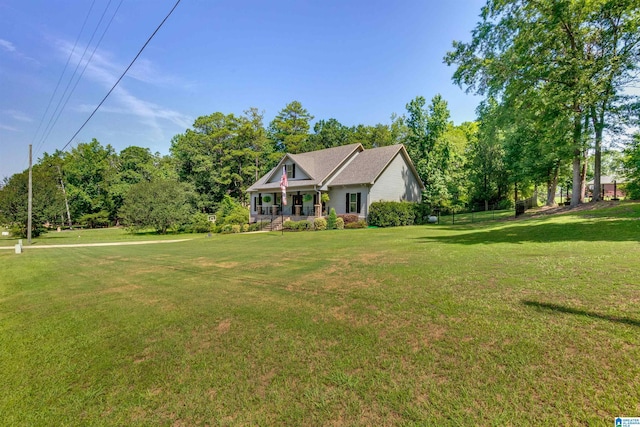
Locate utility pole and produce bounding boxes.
[27,144,33,244]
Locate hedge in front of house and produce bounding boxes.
[368,201,417,227]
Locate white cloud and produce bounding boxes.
[0,39,16,52]
[2,110,32,122]
[54,38,192,139]
[0,124,20,132]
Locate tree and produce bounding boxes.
[119,179,192,234]
[0,165,65,237]
[405,94,452,208]
[61,139,118,218]
[624,133,640,199]
[446,0,640,208]
[170,112,241,211]
[268,101,314,153]
[310,118,354,149]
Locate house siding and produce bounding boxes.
[267,162,309,183]
[328,186,369,218]
[369,153,422,204]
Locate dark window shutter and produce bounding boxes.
[313,193,317,205]
[346,193,350,213]
[292,164,296,178]
[253,197,256,212]
[258,194,262,205]
[357,192,362,213]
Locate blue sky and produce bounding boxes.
[0,0,486,179]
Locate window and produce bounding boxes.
[346,192,361,214]
[285,163,295,179]
[349,193,358,214]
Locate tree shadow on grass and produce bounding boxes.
[415,219,640,245]
[522,300,640,327]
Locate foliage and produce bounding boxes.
[283,219,312,231]
[335,217,344,230]
[119,179,192,234]
[320,193,330,204]
[326,208,338,230]
[337,214,359,225]
[262,195,272,204]
[186,212,213,233]
[368,201,417,227]
[268,101,314,153]
[313,217,327,231]
[78,211,110,228]
[344,219,367,229]
[0,165,65,237]
[215,195,249,227]
[445,0,640,207]
[405,94,453,208]
[624,134,640,199]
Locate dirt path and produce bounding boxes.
[0,239,192,250]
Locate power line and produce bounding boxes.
[24,0,97,171]
[60,0,183,152]
[36,0,125,159]
[34,0,117,158]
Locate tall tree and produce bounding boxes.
[61,139,118,219]
[268,101,314,153]
[446,0,640,208]
[405,94,452,207]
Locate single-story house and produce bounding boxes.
[587,175,626,199]
[246,143,424,224]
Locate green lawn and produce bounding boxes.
[1,203,639,425]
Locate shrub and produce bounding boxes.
[283,220,294,230]
[345,220,367,229]
[79,210,110,228]
[327,208,338,229]
[314,217,327,231]
[368,201,416,227]
[231,224,241,233]
[186,212,212,233]
[336,217,344,230]
[242,224,249,232]
[338,214,359,225]
[497,199,514,210]
[284,220,313,231]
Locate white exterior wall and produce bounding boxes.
[369,153,422,204]
[328,186,369,218]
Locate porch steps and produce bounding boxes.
[267,216,283,231]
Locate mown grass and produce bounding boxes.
[0,227,191,247]
[1,202,639,425]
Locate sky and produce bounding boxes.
[0,0,487,179]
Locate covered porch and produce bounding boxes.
[250,189,327,222]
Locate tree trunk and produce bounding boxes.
[580,147,587,201]
[590,105,604,202]
[546,164,559,206]
[570,111,582,208]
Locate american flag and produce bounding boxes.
[280,166,288,205]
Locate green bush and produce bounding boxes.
[345,220,367,229]
[284,219,312,231]
[368,201,416,227]
[336,217,344,230]
[186,212,213,233]
[314,217,327,231]
[231,224,241,233]
[497,199,514,210]
[242,224,249,232]
[327,208,338,229]
[79,210,110,228]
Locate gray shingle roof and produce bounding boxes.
[246,143,423,192]
[329,144,404,186]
